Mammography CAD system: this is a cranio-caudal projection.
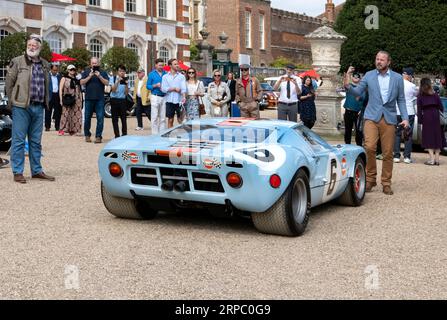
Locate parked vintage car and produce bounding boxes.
[99,118,367,236]
[0,93,12,149]
[104,92,136,118]
[259,83,278,110]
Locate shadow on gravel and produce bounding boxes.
[138,209,259,235]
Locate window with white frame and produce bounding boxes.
[89,38,104,58]
[89,0,101,6]
[259,14,265,50]
[127,42,139,56]
[245,11,251,48]
[159,46,169,64]
[0,29,11,81]
[46,32,64,54]
[126,0,136,13]
[159,0,167,18]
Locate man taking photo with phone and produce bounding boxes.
[109,65,129,139]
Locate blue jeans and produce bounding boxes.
[11,105,44,175]
[84,99,105,138]
[394,115,415,159]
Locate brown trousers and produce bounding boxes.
[239,101,260,119]
[364,117,396,187]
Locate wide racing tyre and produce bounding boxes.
[251,169,310,236]
[336,156,366,206]
[101,182,157,219]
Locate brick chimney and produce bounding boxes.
[325,0,335,23]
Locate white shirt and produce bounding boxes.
[377,69,391,103]
[278,75,302,103]
[396,79,418,116]
[137,77,145,97]
[51,74,59,93]
[161,72,187,104]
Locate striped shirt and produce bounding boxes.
[30,61,45,103]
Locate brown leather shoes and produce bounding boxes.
[383,185,394,195]
[365,181,377,192]
[13,174,26,184]
[32,172,55,181]
[94,137,102,144]
[85,136,92,143]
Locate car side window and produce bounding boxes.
[294,126,331,152]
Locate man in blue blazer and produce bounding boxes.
[344,51,409,195]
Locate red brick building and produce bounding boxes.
[204,0,272,66]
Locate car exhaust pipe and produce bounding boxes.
[161,180,174,191]
[174,181,187,192]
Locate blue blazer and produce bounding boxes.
[348,69,408,125]
[48,73,62,102]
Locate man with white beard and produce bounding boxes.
[5,34,55,184]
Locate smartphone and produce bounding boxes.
[92,66,100,72]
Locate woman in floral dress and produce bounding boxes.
[59,65,82,136]
[184,67,205,120]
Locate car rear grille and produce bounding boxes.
[131,168,158,186]
[171,140,221,150]
[160,168,191,191]
[130,167,224,193]
[147,154,196,166]
[192,172,224,193]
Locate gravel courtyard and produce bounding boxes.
[1,110,446,299]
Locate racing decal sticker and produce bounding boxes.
[203,158,222,169]
[122,151,139,164]
[341,157,347,176]
[322,152,342,202]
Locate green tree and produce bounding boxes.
[269,56,293,68]
[335,0,447,77]
[190,39,199,61]
[0,32,52,67]
[101,46,139,73]
[61,47,91,71]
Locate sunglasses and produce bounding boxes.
[69,69,76,71]
[188,71,195,74]
[214,74,221,77]
[240,68,249,71]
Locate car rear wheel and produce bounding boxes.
[251,169,310,236]
[104,101,112,118]
[101,182,157,219]
[336,157,366,206]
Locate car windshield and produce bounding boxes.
[162,124,274,144]
[261,83,274,91]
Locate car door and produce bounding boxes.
[294,126,345,206]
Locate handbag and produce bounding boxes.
[197,82,206,115]
[62,94,76,107]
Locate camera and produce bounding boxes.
[120,76,128,85]
[92,66,100,72]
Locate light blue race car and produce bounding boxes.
[99,118,367,236]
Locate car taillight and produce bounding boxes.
[269,174,281,188]
[109,162,123,177]
[226,172,243,188]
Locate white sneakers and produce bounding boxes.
[394,157,412,164]
[135,127,143,131]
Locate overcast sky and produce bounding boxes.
[270,0,345,17]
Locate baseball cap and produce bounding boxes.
[67,64,76,70]
[402,67,414,76]
[286,64,296,70]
